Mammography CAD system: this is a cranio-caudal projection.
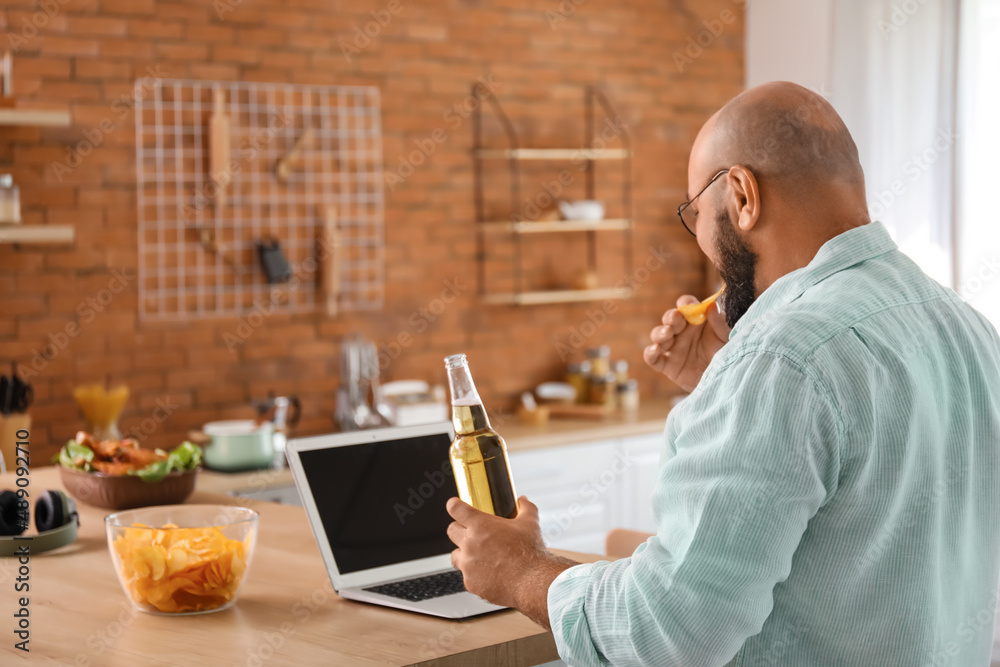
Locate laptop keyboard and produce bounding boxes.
[364,570,466,602]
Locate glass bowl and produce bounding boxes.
[105,504,258,615]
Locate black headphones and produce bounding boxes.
[0,489,79,557]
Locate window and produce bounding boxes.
[957,0,1000,329]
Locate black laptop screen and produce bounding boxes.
[298,432,458,574]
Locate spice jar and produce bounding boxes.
[566,362,589,404]
[617,379,639,412]
[614,360,629,385]
[587,346,611,379]
[0,174,20,224]
[590,372,618,409]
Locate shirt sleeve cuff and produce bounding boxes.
[547,560,615,667]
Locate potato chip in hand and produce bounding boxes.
[677,287,725,325]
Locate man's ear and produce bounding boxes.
[726,165,760,231]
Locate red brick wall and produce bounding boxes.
[0,0,744,463]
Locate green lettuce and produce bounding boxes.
[57,441,95,471]
[136,442,203,482]
[55,440,203,483]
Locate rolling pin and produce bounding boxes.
[209,86,230,210]
[322,206,341,316]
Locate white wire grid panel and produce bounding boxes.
[136,79,384,321]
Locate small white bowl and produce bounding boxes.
[558,200,605,222]
[535,382,578,404]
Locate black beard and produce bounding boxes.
[714,210,758,329]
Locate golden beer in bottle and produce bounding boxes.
[445,354,518,518]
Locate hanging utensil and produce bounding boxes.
[351,338,378,429]
[199,86,242,274]
[257,235,292,283]
[209,85,231,210]
[321,206,341,316]
[275,127,315,184]
[367,341,393,426]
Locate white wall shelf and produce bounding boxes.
[474,148,630,160]
[0,108,71,127]
[482,287,633,306]
[0,225,74,244]
[480,218,632,234]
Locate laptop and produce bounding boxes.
[285,421,507,619]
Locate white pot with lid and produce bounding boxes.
[200,420,274,472]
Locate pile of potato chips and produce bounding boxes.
[112,523,250,613]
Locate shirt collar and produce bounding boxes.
[728,221,898,340]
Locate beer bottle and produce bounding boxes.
[444,354,518,518]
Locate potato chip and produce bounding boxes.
[113,523,250,613]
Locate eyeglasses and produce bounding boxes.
[677,169,730,237]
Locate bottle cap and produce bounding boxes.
[444,353,467,369]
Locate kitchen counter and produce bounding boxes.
[492,396,675,453]
[1,466,613,665]
[196,397,677,497]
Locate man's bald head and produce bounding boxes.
[685,82,871,328]
[700,82,865,192]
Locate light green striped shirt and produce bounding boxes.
[548,222,1000,666]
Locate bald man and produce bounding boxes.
[446,82,1000,665]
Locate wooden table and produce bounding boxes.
[0,466,611,666]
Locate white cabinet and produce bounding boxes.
[615,434,663,534]
[508,440,619,555]
[508,433,665,555]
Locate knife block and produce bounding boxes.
[0,412,30,474]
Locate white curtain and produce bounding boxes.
[957,0,1000,330]
[956,2,1000,663]
[828,0,960,288]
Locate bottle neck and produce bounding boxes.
[446,361,491,434]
